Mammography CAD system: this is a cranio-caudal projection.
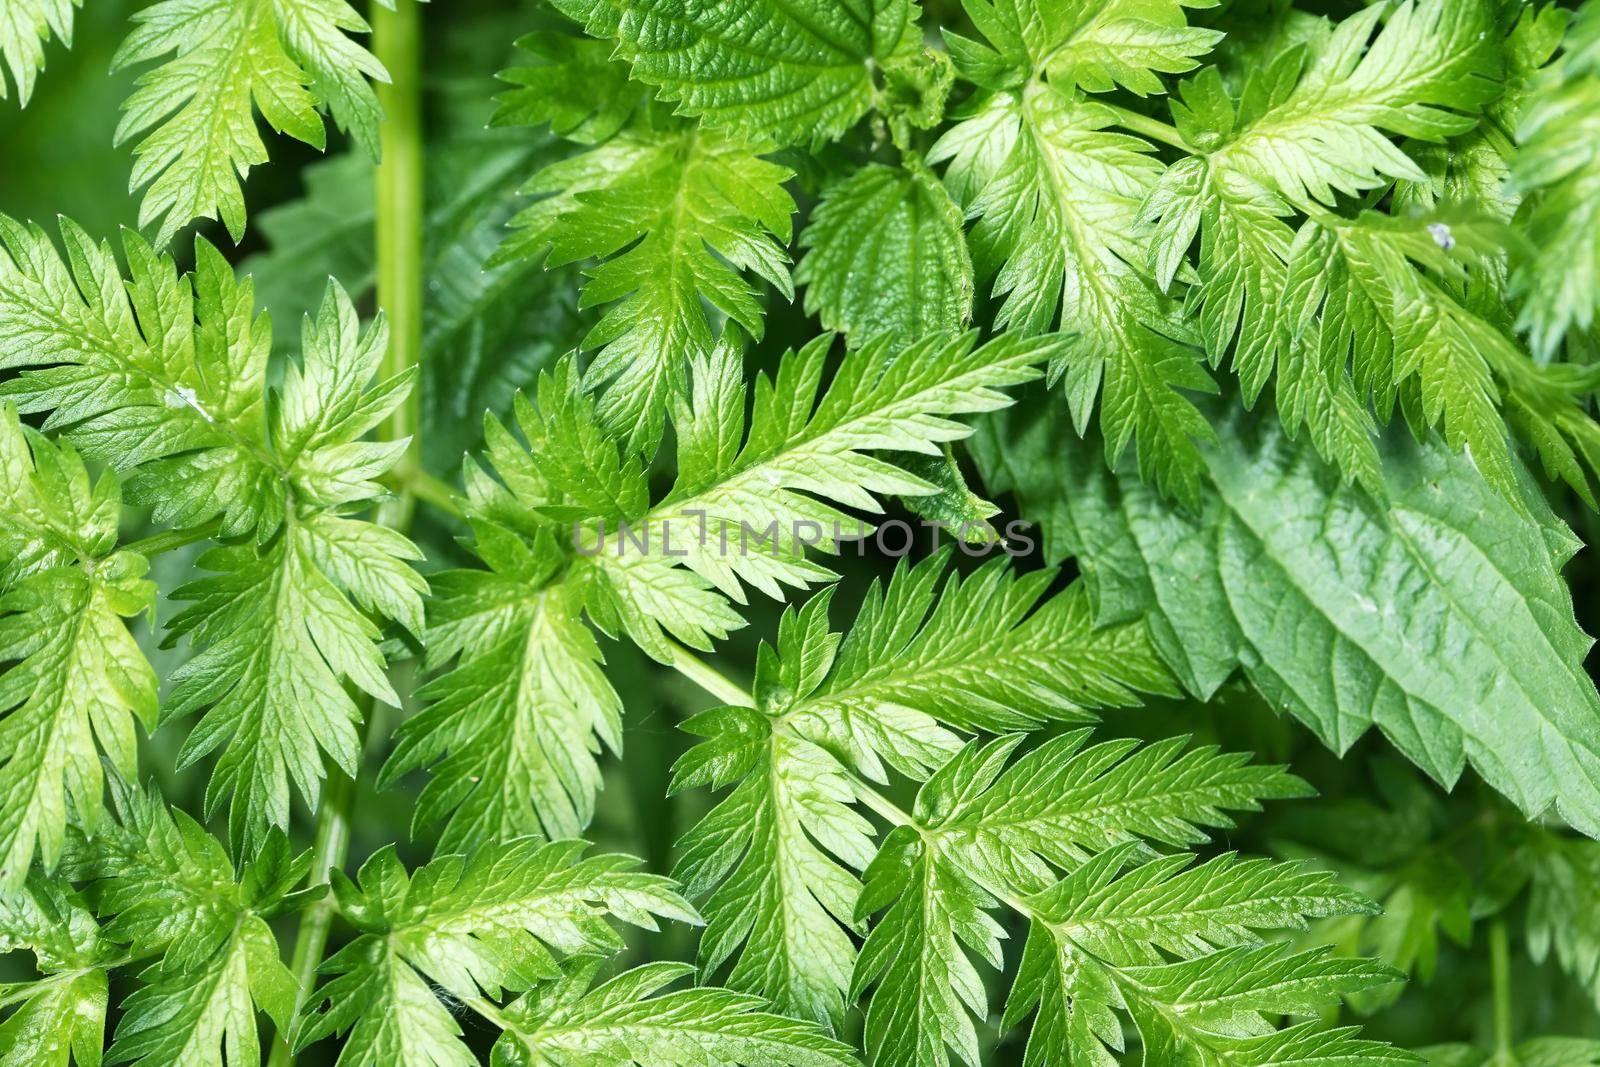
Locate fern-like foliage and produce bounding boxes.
[112,0,391,243]
[667,559,1407,1064]
[296,838,697,1064]
[671,552,1176,1026]
[1511,0,1600,358]
[290,837,856,1066]
[496,123,794,453]
[0,0,78,104]
[930,0,1219,505]
[384,330,1053,849]
[492,25,796,453]
[0,407,155,891]
[10,2,1600,1063]
[0,217,425,851]
[84,789,304,1067]
[0,780,839,1067]
[1094,0,1600,510]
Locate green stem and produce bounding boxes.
[269,768,353,1064]
[850,775,913,827]
[662,639,753,706]
[389,464,462,519]
[1103,103,1194,153]
[1490,918,1514,1058]
[122,517,222,559]
[374,0,425,532]
[267,5,426,1064]
[463,995,516,1032]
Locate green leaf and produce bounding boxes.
[140,282,424,852]
[1129,2,1573,504]
[551,0,922,146]
[796,162,973,344]
[52,788,307,1067]
[1157,0,1502,217]
[111,0,388,244]
[930,87,1214,504]
[769,553,1176,775]
[635,331,1053,651]
[1510,0,1600,359]
[850,826,1000,1067]
[1393,4,1570,223]
[0,0,79,105]
[0,223,276,535]
[673,573,1255,1039]
[945,0,1222,94]
[0,224,426,851]
[384,532,621,847]
[163,511,423,851]
[0,879,110,1067]
[391,332,1050,845]
[492,29,648,144]
[906,731,1311,894]
[299,936,474,1067]
[0,408,156,891]
[975,394,1600,837]
[107,919,295,1067]
[675,720,874,1028]
[496,124,795,453]
[298,841,697,1066]
[494,960,861,1067]
[849,735,1387,1067]
[0,968,106,1067]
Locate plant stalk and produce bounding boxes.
[374,0,426,533]
[1490,918,1514,1059]
[268,766,354,1064]
[266,4,426,1064]
[663,640,753,706]
[122,517,223,559]
[1103,103,1194,153]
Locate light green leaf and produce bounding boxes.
[0,879,109,1067]
[112,0,387,244]
[298,841,697,1067]
[551,0,922,146]
[60,788,308,1067]
[496,125,795,452]
[0,228,424,852]
[851,735,1384,1067]
[495,960,861,1067]
[796,162,973,344]
[394,332,1051,846]
[945,0,1222,95]
[0,0,79,105]
[0,409,155,891]
[930,87,1214,504]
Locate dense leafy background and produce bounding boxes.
[2,0,1600,1064]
